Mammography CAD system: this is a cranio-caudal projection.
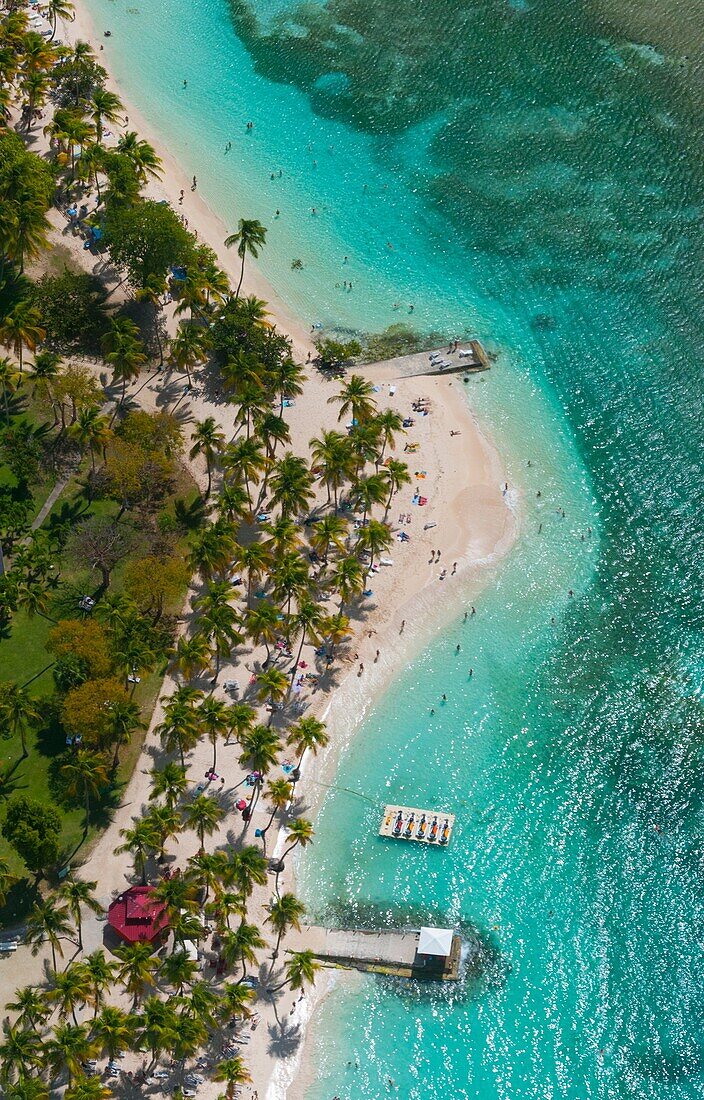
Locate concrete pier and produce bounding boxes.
[301,926,462,981]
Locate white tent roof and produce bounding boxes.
[418,926,453,957]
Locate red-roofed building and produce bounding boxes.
[107,885,170,944]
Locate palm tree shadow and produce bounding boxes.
[266,1019,303,1058]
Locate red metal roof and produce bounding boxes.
[108,885,170,943]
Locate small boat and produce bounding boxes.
[417,814,427,840]
[404,813,416,838]
[429,816,439,842]
[440,818,450,845]
[393,812,404,837]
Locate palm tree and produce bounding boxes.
[275,817,315,877]
[0,300,45,370]
[225,218,268,300]
[287,716,329,780]
[375,408,405,463]
[349,419,384,475]
[310,430,354,508]
[141,803,181,862]
[288,598,324,683]
[159,949,198,995]
[265,892,305,978]
[42,0,74,41]
[270,551,309,616]
[136,996,178,1072]
[59,877,102,950]
[197,695,230,772]
[271,357,305,417]
[356,517,393,572]
[103,698,143,770]
[169,321,210,386]
[45,1022,95,1088]
[327,374,377,424]
[213,1056,252,1099]
[270,948,320,993]
[64,1077,113,1100]
[0,682,39,761]
[330,555,364,610]
[317,611,350,661]
[182,793,224,852]
[257,778,293,848]
[148,760,188,807]
[382,458,412,515]
[218,481,251,524]
[351,472,387,524]
[256,666,289,711]
[221,706,254,757]
[24,898,74,972]
[232,381,268,440]
[0,356,21,423]
[260,411,291,459]
[83,950,117,1018]
[0,1022,44,1085]
[114,941,158,1006]
[89,87,123,144]
[5,986,50,1033]
[218,980,256,1024]
[3,1077,50,1100]
[76,143,106,203]
[310,514,348,561]
[223,436,266,499]
[60,751,109,833]
[68,406,111,472]
[228,845,268,898]
[234,540,272,609]
[155,688,203,765]
[48,962,93,1025]
[187,521,236,583]
[114,818,159,886]
[190,416,225,499]
[268,452,314,517]
[91,1004,135,1062]
[220,920,265,981]
[101,317,147,411]
[170,632,213,682]
[199,602,242,683]
[29,350,61,422]
[116,131,162,181]
[244,601,279,665]
[263,514,302,557]
[238,724,282,821]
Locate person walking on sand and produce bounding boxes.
[400,620,405,633]
[452,562,457,575]
[192,175,197,190]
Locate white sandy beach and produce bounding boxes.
[6,8,519,1098]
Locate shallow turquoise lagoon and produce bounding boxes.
[88,0,704,1094]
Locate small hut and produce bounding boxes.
[108,886,169,944]
[414,926,460,978]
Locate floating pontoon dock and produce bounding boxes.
[379,805,455,845]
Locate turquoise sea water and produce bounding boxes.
[88,0,704,1095]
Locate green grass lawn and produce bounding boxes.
[0,446,199,925]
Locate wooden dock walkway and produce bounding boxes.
[301,926,462,981]
[379,805,455,845]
